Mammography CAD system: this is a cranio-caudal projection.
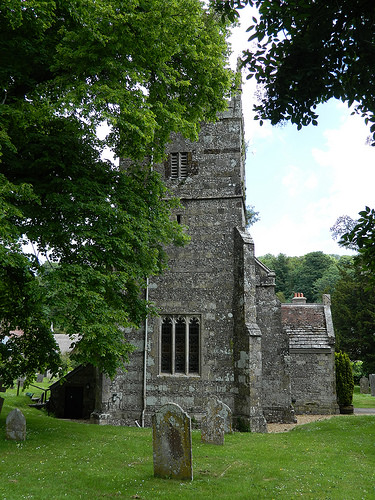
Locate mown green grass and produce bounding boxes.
[353,385,375,408]
[1,389,374,500]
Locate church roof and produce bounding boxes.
[281,303,333,351]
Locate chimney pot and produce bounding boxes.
[292,292,307,304]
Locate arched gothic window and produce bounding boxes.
[160,315,200,375]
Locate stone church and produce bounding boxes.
[49,93,338,431]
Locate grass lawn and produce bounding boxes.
[353,385,375,408]
[0,386,374,499]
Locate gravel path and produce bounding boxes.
[267,409,375,433]
[268,414,341,433]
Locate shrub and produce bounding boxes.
[335,351,354,406]
[351,360,365,384]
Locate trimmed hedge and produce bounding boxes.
[335,351,354,406]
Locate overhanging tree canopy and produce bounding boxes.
[215,0,375,140]
[0,0,234,384]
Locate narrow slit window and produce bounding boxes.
[161,318,172,373]
[188,318,200,373]
[175,317,186,373]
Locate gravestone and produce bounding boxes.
[369,374,375,397]
[16,377,25,396]
[6,408,26,441]
[36,373,44,383]
[152,403,193,480]
[360,376,369,394]
[201,398,225,445]
[217,399,233,434]
[0,381,5,416]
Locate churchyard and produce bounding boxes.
[0,385,374,499]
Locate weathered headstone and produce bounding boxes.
[6,408,26,441]
[360,376,370,394]
[201,398,225,445]
[16,377,25,396]
[201,413,224,445]
[0,381,6,416]
[369,374,375,397]
[152,403,193,480]
[36,373,44,383]
[217,399,233,434]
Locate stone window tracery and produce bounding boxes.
[160,315,200,375]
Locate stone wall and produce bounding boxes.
[256,260,295,423]
[99,95,247,427]
[233,229,267,432]
[85,94,336,429]
[282,296,338,415]
[97,94,292,429]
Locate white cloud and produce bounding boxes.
[304,173,318,190]
[312,112,375,220]
[281,165,319,197]
[281,165,300,196]
[250,208,350,258]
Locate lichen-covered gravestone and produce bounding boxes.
[201,398,225,445]
[6,408,26,441]
[152,403,193,480]
[360,376,369,394]
[217,398,233,434]
[369,374,375,397]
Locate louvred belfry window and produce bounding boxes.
[170,152,188,179]
[160,315,200,375]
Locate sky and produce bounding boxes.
[229,10,375,258]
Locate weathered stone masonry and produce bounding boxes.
[50,93,338,428]
[282,294,338,415]
[98,93,297,430]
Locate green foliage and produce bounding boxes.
[258,253,293,298]
[215,1,375,142]
[258,251,346,303]
[60,352,80,376]
[0,0,234,382]
[339,206,375,277]
[335,351,354,407]
[276,291,286,303]
[1,392,375,499]
[331,258,375,375]
[245,204,260,228]
[351,361,365,385]
[290,252,334,303]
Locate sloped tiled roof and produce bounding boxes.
[281,304,333,350]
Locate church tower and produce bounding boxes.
[98,93,295,430]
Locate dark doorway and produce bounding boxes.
[64,386,83,419]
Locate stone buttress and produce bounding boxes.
[94,93,296,430]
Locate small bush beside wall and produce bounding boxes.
[335,351,354,408]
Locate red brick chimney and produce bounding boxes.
[292,292,307,304]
